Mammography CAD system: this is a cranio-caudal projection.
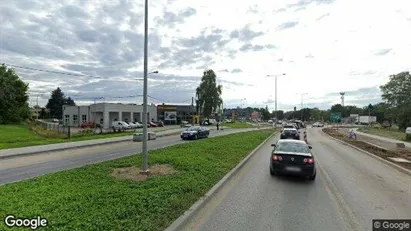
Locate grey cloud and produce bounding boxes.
[274,8,286,13]
[239,44,276,52]
[247,5,259,14]
[287,0,336,10]
[158,30,228,69]
[317,13,330,21]
[277,58,284,62]
[277,21,299,30]
[231,68,243,73]
[219,69,229,73]
[13,0,39,10]
[374,48,392,56]
[305,54,314,58]
[230,25,264,41]
[263,99,275,104]
[325,86,381,98]
[76,29,100,43]
[155,7,197,28]
[60,5,88,18]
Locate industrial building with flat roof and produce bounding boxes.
[62,103,157,129]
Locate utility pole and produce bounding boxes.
[299,93,308,121]
[267,73,286,124]
[141,0,149,174]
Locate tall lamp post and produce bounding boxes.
[298,92,308,121]
[267,73,286,124]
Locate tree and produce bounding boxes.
[0,64,31,124]
[195,70,222,118]
[261,105,270,120]
[380,72,411,129]
[46,87,76,119]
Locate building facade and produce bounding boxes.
[62,103,157,129]
[157,104,196,125]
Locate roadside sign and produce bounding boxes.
[330,112,342,122]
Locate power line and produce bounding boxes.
[3,63,107,79]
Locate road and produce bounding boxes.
[0,128,258,185]
[180,127,411,231]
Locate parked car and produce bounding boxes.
[180,121,192,128]
[181,126,210,140]
[312,122,324,127]
[280,128,300,140]
[81,121,98,128]
[51,118,59,123]
[406,127,411,134]
[112,121,131,131]
[269,139,316,180]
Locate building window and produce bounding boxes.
[82,115,87,123]
[73,115,78,124]
[65,115,70,125]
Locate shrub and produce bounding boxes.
[405,134,411,141]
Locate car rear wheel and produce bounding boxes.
[194,134,198,140]
[270,166,277,176]
[308,173,316,181]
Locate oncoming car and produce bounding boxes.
[269,139,316,180]
[180,126,210,140]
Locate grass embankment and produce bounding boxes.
[223,121,255,128]
[322,128,411,170]
[0,124,179,150]
[357,127,409,142]
[0,129,275,231]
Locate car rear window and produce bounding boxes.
[283,130,297,135]
[276,142,309,153]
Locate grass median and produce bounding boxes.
[222,121,255,128]
[0,129,275,231]
[323,128,411,170]
[357,127,409,142]
[0,124,179,150]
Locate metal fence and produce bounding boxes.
[34,120,69,134]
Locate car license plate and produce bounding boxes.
[285,166,301,172]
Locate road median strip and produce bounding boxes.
[322,128,411,176]
[0,129,275,231]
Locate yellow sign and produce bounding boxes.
[158,106,177,110]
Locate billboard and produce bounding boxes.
[164,111,177,121]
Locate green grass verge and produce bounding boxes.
[357,127,409,142]
[0,129,274,231]
[0,125,179,150]
[222,121,255,128]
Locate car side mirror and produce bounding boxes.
[308,146,312,149]
[271,144,276,147]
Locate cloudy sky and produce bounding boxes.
[1,0,410,111]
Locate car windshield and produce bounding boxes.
[275,142,310,153]
[187,126,200,131]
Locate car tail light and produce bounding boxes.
[304,158,314,164]
[272,155,283,161]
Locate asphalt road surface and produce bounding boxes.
[181,127,411,231]
[0,128,259,185]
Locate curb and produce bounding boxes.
[321,130,411,177]
[165,130,277,231]
[0,131,183,160]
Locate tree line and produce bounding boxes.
[1,63,410,130]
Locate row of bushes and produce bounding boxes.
[406,134,411,141]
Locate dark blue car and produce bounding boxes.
[181,126,210,140]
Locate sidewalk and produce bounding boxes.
[0,126,231,159]
[354,129,411,149]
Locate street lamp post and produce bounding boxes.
[298,93,308,121]
[267,73,286,124]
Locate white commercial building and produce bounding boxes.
[62,103,157,129]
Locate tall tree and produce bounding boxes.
[195,69,222,118]
[46,88,76,119]
[380,72,411,129]
[0,64,31,124]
